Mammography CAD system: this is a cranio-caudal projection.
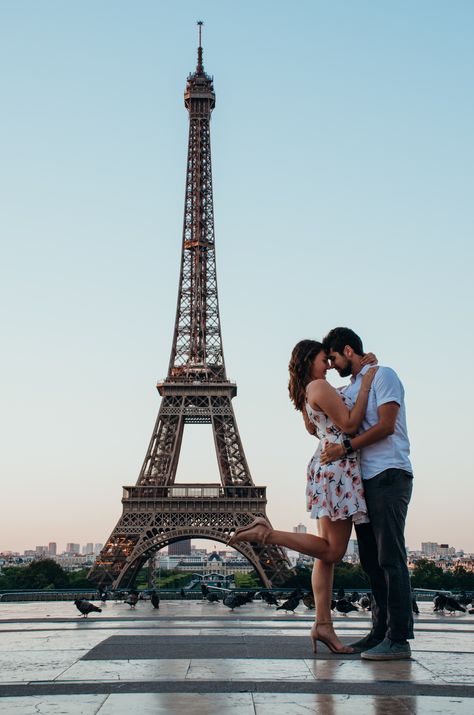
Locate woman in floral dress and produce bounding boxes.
[229,339,376,654]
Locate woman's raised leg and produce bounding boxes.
[230,514,352,563]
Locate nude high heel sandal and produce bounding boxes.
[310,620,355,655]
[226,517,271,546]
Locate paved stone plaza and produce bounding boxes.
[0,598,473,713]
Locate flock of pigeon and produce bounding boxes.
[73,588,161,617]
[73,586,474,618]
[433,592,474,614]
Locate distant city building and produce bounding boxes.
[82,543,94,555]
[421,542,456,558]
[439,544,455,556]
[35,545,47,556]
[292,523,307,534]
[66,543,80,554]
[190,548,207,557]
[421,542,438,557]
[168,539,191,556]
[157,551,253,576]
[55,553,95,571]
[48,542,57,556]
[345,539,359,557]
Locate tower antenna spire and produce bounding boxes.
[197,20,204,72]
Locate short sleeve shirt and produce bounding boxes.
[342,365,412,480]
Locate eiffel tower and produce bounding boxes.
[89,24,293,589]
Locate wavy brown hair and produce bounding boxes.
[288,339,324,411]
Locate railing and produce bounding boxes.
[123,484,267,501]
[0,587,444,603]
[0,589,101,603]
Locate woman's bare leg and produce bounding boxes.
[231,516,352,563]
[310,517,354,651]
[312,560,333,622]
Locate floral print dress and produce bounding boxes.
[305,391,369,524]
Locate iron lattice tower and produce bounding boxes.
[89,27,292,589]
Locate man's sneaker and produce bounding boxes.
[361,637,411,660]
[348,633,384,653]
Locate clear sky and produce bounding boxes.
[1,1,473,554]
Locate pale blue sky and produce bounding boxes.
[1,1,473,553]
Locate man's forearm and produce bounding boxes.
[350,422,393,451]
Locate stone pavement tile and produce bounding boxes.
[0,694,107,714]
[414,652,474,684]
[0,650,87,683]
[82,634,359,660]
[253,693,411,714]
[411,633,474,653]
[57,658,190,682]
[185,658,314,681]
[99,692,255,714]
[399,695,474,714]
[0,630,112,653]
[252,693,474,714]
[415,616,474,639]
[303,658,443,683]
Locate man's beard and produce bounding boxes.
[337,360,352,378]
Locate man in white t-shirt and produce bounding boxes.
[320,327,414,661]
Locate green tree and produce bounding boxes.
[333,562,369,589]
[234,571,260,589]
[411,559,445,589]
[68,568,94,589]
[0,559,69,590]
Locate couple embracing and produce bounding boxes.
[229,327,414,661]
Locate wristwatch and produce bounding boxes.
[342,437,354,456]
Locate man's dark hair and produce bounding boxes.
[322,327,364,356]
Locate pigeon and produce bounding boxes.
[98,589,107,603]
[359,594,371,610]
[180,588,186,599]
[206,592,220,603]
[444,596,466,614]
[240,591,255,604]
[74,599,102,618]
[276,594,301,612]
[337,586,345,600]
[434,594,447,612]
[458,591,472,606]
[302,593,315,609]
[412,596,419,615]
[349,591,360,604]
[335,598,358,615]
[469,608,474,615]
[201,584,210,598]
[124,592,139,608]
[150,591,160,609]
[258,590,280,606]
[223,592,242,610]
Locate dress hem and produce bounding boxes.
[309,507,369,525]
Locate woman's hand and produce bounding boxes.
[361,352,378,366]
[320,443,344,464]
[360,366,378,392]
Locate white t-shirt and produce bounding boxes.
[342,365,412,480]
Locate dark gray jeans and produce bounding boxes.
[355,468,414,642]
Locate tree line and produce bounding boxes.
[1,557,473,592]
